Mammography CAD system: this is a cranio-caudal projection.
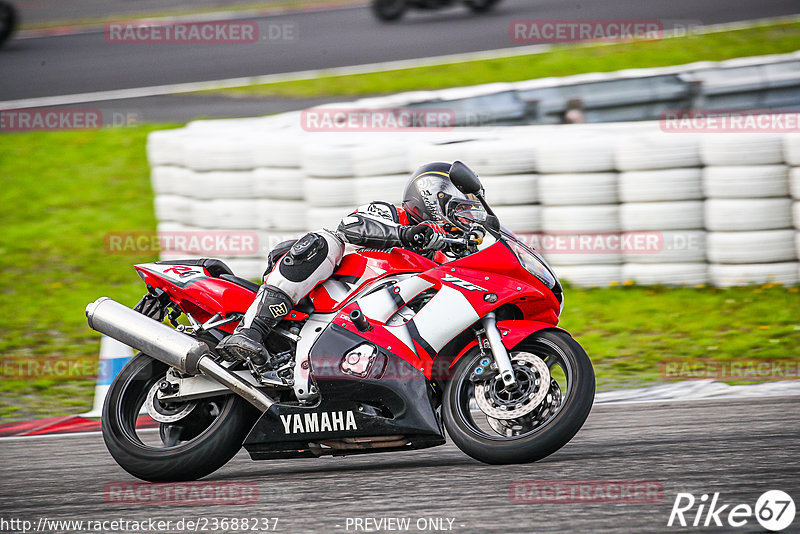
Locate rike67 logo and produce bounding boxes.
[668,490,795,531]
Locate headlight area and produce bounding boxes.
[509,241,557,289]
[507,241,564,315]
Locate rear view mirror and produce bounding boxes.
[449,161,482,195]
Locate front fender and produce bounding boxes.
[448,320,568,370]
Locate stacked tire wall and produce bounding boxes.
[147,117,800,287]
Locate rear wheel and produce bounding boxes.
[372,0,407,21]
[464,0,500,13]
[102,353,258,481]
[443,330,594,464]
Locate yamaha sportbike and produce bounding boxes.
[371,0,501,22]
[87,165,594,481]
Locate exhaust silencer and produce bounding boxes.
[85,297,274,412]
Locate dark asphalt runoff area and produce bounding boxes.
[1,396,798,533]
[2,0,800,104]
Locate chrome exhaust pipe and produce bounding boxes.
[85,297,274,412]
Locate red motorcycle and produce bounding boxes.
[87,165,594,482]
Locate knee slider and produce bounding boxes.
[278,233,329,282]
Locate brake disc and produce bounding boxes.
[145,381,198,423]
[474,352,550,420]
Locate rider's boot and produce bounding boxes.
[216,285,293,367]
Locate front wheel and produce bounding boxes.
[372,0,407,21]
[102,353,258,481]
[443,329,594,464]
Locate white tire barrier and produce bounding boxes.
[462,140,539,175]
[180,136,255,171]
[302,144,357,178]
[257,200,309,231]
[147,130,189,167]
[704,198,793,231]
[709,262,799,287]
[154,195,193,224]
[251,135,303,169]
[253,168,305,200]
[307,207,348,231]
[492,205,542,233]
[482,174,539,206]
[305,177,358,207]
[707,230,797,263]
[618,169,703,202]
[701,133,784,166]
[355,175,408,205]
[620,201,704,231]
[702,165,789,198]
[185,170,254,200]
[544,247,622,266]
[191,199,261,229]
[794,201,800,229]
[783,133,800,166]
[622,230,707,263]
[615,132,702,171]
[221,258,267,281]
[151,166,192,196]
[790,167,800,200]
[796,233,800,260]
[537,173,617,205]
[552,265,622,287]
[352,144,411,177]
[542,205,620,233]
[535,134,616,173]
[622,263,709,286]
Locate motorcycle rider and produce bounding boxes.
[216,161,485,367]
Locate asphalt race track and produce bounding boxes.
[2,0,800,103]
[1,397,798,533]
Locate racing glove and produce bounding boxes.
[400,223,447,251]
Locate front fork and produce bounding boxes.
[480,312,517,387]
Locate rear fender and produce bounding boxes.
[448,320,568,371]
[135,263,257,325]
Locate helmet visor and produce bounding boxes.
[447,198,487,230]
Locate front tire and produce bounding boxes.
[443,329,594,464]
[102,353,258,481]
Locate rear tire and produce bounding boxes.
[372,0,407,21]
[443,330,594,464]
[102,353,258,481]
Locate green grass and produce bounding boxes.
[0,125,179,421]
[206,20,800,98]
[559,284,800,390]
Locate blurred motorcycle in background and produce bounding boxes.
[372,0,501,22]
[0,1,16,47]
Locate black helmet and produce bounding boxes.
[402,161,486,230]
